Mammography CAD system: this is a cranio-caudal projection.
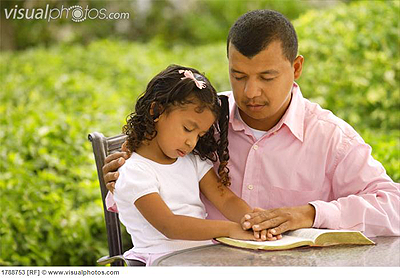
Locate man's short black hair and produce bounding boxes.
[227,9,298,63]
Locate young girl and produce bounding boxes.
[107,65,261,266]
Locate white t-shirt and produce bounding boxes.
[113,152,213,254]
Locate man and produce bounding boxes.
[103,10,399,239]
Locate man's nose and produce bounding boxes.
[244,79,262,99]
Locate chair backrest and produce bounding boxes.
[88,132,127,266]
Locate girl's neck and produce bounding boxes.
[136,141,177,165]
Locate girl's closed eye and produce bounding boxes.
[234,75,245,80]
[197,132,207,139]
[184,125,207,139]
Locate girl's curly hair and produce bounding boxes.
[123,64,231,187]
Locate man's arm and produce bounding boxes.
[243,137,400,237]
[309,140,399,237]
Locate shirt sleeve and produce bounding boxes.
[310,134,400,237]
[190,154,214,181]
[114,161,160,204]
[105,191,118,213]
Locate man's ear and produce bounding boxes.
[293,55,304,80]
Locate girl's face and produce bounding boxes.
[151,103,216,164]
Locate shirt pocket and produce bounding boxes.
[268,169,326,207]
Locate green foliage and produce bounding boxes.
[359,130,399,182]
[0,0,398,266]
[137,0,315,46]
[2,0,319,50]
[295,0,400,131]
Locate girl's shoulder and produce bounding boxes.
[115,154,159,193]
[186,153,214,172]
[121,153,158,175]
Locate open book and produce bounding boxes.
[216,228,375,251]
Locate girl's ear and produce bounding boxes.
[150,102,162,122]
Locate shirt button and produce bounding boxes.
[253,145,258,150]
[248,184,254,190]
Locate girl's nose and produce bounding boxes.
[185,136,197,148]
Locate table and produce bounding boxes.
[152,237,399,266]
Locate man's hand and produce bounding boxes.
[102,141,131,193]
[240,209,282,241]
[241,205,316,236]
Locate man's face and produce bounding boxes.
[228,40,303,131]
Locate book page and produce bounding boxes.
[217,229,374,249]
[286,228,348,242]
[216,235,314,250]
[225,235,309,246]
[287,228,374,246]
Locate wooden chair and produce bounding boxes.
[88,132,145,266]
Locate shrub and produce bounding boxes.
[359,130,399,182]
[2,0,315,50]
[294,0,399,131]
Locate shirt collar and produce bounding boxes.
[226,92,251,136]
[225,82,305,142]
[279,82,304,142]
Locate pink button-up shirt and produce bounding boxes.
[201,83,399,237]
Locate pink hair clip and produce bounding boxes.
[179,70,206,89]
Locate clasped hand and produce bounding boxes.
[240,205,316,240]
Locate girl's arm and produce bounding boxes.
[199,168,252,223]
[134,192,255,241]
[200,169,283,241]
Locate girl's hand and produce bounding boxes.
[228,223,264,241]
[253,229,283,241]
